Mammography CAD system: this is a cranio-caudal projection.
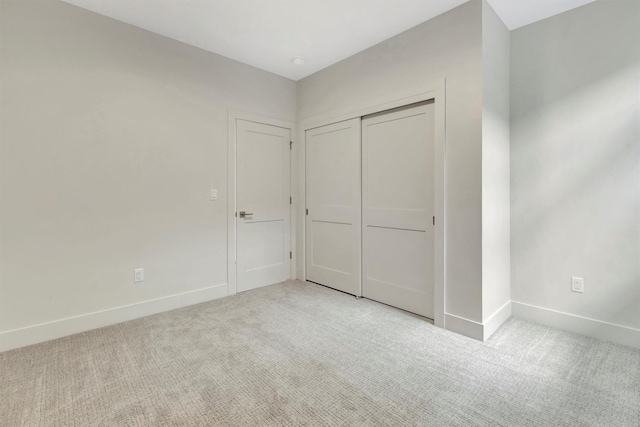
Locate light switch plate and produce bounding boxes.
[134,268,144,283]
[210,189,218,201]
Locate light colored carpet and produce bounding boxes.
[1,280,639,426]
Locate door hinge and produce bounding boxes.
[306,208,309,215]
[290,141,293,150]
[433,216,435,225]
[289,251,292,259]
[290,196,292,205]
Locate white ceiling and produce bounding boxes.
[61,0,596,81]
[489,0,596,30]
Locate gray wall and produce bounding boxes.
[511,0,640,329]
[0,0,296,333]
[297,0,484,323]
[481,0,510,322]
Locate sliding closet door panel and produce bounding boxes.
[306,118,361,296]
[362,103,434,318]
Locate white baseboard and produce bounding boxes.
[512,301,640,350]
[445,301,512,342]
[445,313,484,341]
[482,301,512,341]
[0,283,229,353]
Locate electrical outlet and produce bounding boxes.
[134,268,144,283]
[571,276,584,293]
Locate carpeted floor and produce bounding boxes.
[1,281,639,426]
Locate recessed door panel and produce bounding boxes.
[306,118,361,296]
[366,114,430,212]
[366,226,429,292]
[242,220,285,272]
[362,103,435,318]
[311,221,353,275]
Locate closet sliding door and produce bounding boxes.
[361,102,435,318]
[305,119,361,296]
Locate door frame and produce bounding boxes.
[227,111,297,296]
[297,79,446,328]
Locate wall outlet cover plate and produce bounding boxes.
[571,276,584,293]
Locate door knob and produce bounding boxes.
[239,211,253,218]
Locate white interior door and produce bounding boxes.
[305,119,361,296]
[362,102,435,318]
[236,120,291,293]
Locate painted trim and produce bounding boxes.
[482,300,511,341]
[227,111,297,295]
[301,81,445,131]
[512,301,640,350]
[0,283,228,353]
[433,83,446,329]
[444,300,511,342]
[297,79,447,328]
[444,313,484,341]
